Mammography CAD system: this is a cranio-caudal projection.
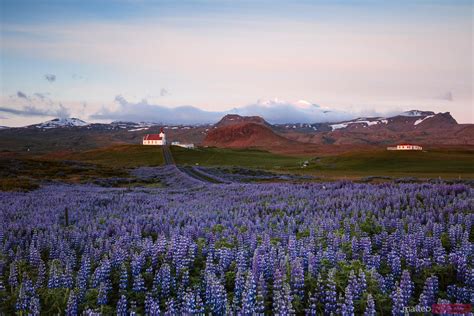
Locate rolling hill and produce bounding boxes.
[203,122,296,148]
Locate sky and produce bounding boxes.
[0,0,472,126]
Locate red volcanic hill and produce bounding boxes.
[203,122,295,148]
[214,114,271,128]
[203,115,331,154]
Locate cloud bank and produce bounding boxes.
[1,90,69,119]
[0,104,70,118]
[1,93,412,126]
[88,96,379,124]
[89,95,224,124]
[231,99,356,123]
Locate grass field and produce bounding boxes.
[300,149,474,179]
[0,157,128,191]
[170,146,305,169]
[3,145,468,189]
[64,144,165,168]
[0,145,165,191]
[171,146,474,180]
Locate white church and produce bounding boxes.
[142,128,166,145]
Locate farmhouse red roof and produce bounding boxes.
[143,134,162,140]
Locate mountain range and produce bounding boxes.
[206,111,471,145]
[0,110,472,155]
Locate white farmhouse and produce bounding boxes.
[387,144,423,151]
[143,128,166,145]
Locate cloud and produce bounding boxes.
[17,91,29,99]
[44,74,56,82]
[90,95,223,124]
[33,92,47,100]
[435,91,453,101]
[160,88,169,97]
[0,104,70,118]
[33,92,51,102]
[90,96,374,124]
[231,99,356,123]
[56,104,70,118]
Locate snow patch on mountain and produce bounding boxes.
[414,115,434,126]
[330,118,388,131]
[128,127,150,132]
[36,118,88,129]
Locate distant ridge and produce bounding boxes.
[0,111,472,154]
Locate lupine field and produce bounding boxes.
[0,165,473,315]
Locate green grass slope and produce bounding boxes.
[170,146,305,169]
[304,149,474,179]
[65,144,165,168]
[171,146,474,179]
[31,145,474,181]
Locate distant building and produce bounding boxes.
[171,141,195,149]
[143,128,166,145]
[387,144,422,151]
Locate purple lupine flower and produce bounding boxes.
[116,294,128,316]
[66,291,78,316]
[306,291,317,316]
[291,258,305,300]
[132,273,145,293]
[233,268,246,311]
[364,293,376,316]
[417,276,438,308]
[97,282,108,305]
[341,285,354,316]
[391,286,404,316]
[242,271,257,315]
[324,269,337,315]
[400,270,414,306]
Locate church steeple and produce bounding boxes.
[159,127,166,145]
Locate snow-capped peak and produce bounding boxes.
[255,98,318,109]
[256,98,283,107]
[36,118,89,129]
[296,99,311,105]
[400,110,435,117]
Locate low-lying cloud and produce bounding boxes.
[17,91,29,99]
[44,74,56,82]
[90,95,224,124]
[232,99,355,123]
[1,90,62,118]
[89,96,366,124]
[160,88,169,97]
[435,91,453,101]
[2,93,398,125]
[0,104,70,118]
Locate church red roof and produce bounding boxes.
[143,134,162,140]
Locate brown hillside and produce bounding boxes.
[214,114,270,128]
[203,122,294,148]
